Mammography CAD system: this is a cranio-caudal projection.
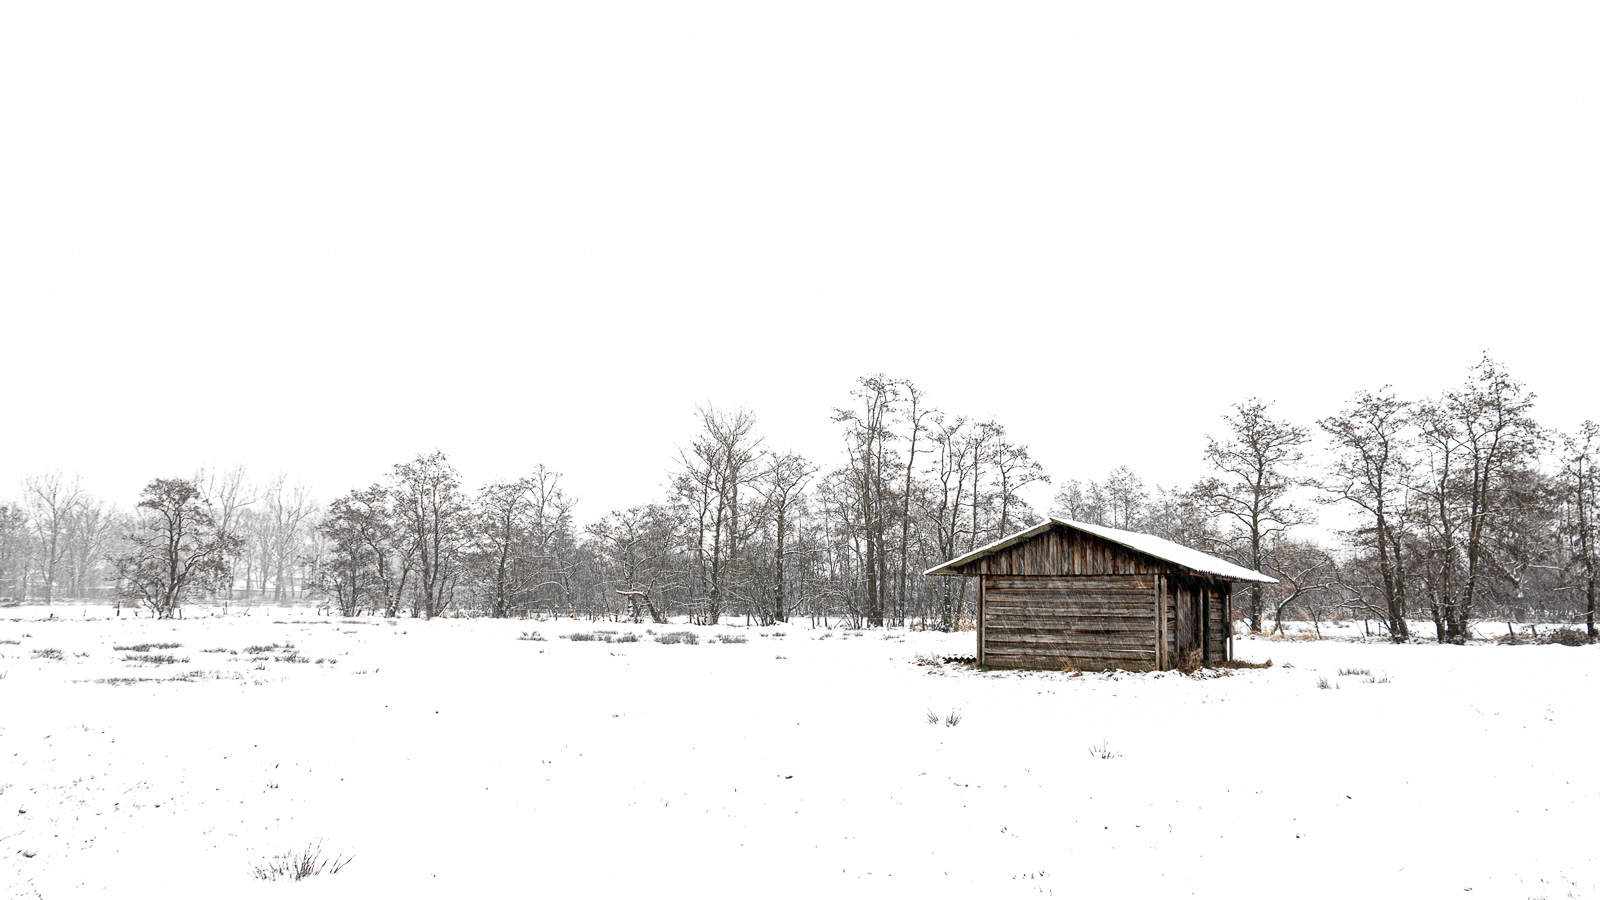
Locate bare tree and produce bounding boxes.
[114,478,242,618]
[834,378,896,627]
[991,425,1048,535]
[523,465,578,617]
[62,497,118,599]
[24,472,84,604]
[472,479,536,618]
[261,478,317,601]
[756,451,816,624]
[391,451,468,619]
[677,406,765,624]
[1051,479,1091,522]
[1445,357,1541,642]
[0,502,28,601]
[1412,358,1542,642]
[320,484,411,616]
[1101,466,1146,530]
[197,466,254,598]
[1196,399,1312,633]
[1141,484,1215,548]
[1319,389,1414,641]
[588,503,677,623]
[1262,537,1340,636]
[1562,422,1600,641]
[894,381,928,625]
[925,413,975,631]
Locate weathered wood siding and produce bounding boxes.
[981,575,1158,671]
[1208,583,1229,662]
[1164,576,1231,665]
[953,526,1189,578]
[958,524,1239,670]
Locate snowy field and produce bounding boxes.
[1,607,1594,899]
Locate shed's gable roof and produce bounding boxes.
[923,518,1278,583]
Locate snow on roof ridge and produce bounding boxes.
[1050,518,1277,583]
[924,518,1277,583]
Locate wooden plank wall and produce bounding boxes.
[981,575,1158,671]
[1208,583,1228,662]
[1173,579,1196,660]
[1164,584,1177,663]
[1166,576,1230,665]
[956,526,1187,578]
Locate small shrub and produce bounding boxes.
[927,708,962,727]
[244,644,286,655]
[713,634,747,644]
[31,648,64,661]
[564,632,602,642]
[250,841,353,882]
[203,647,233,654]
[1337,667,1371,677]
[517,632,546,642]
[123,653,189,665]
[1317,676,1332,689]
[657,631,699,645]
[614,633,640,643]
[1088,741,1120,759]
[1538,628,1588,647]
[1362,674,1391,684]
[114,643,182,652]
[0,639,20,645]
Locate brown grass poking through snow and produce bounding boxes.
[249,841,353,881]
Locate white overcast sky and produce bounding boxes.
[3,1,1596,523]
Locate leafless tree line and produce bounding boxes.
[1054,356,1597,644]
[0,468,323,615]
[4,357,1594,639]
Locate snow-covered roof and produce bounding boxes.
[923,518,1278,583]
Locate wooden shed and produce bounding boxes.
[925,518,1277,671]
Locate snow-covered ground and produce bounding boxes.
[1,607,1594,899]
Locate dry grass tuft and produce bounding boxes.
[123,653,190,665]
[1538,628,1590,647]
[250,841,353,882]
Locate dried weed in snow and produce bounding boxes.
[249,841,353,882]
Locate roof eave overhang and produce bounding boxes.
[923,518,1279,584]
[922,520,1056,577]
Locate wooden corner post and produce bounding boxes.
[976,574,986,666]
[1157,575,1167,671]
